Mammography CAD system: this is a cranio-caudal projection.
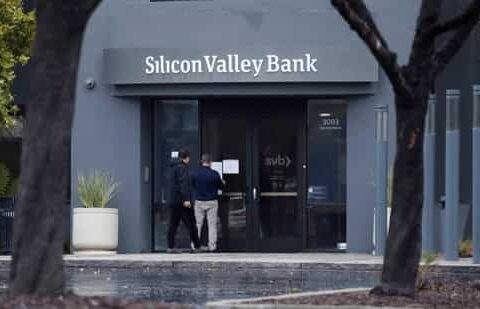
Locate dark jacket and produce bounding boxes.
[192,166,223,201]
[166,159,192,207]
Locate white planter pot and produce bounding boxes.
[72,208,118,255]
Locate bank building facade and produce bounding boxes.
[70,0,472,254]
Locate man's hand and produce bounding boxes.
[183,201,192,208]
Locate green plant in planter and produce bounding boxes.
[459,239,473,257]
[77,170,120,208]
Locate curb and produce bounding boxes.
[206,288,402,309]
[207,288,369,306]
[0,257,479,275]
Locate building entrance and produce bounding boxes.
[201,99,306,251]
[152,99,347,252]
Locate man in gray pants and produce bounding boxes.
[192,154,224,252]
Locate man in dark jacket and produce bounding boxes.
[166,150,201,253]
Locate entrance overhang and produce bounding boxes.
[110,82,377,98]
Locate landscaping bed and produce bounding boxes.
[0,294,196,309]
[251,279,480,308]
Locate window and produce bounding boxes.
[152,100,200,251]
[307,101,347,249]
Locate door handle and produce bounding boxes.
[253,187,258,201]
[259,192,298,197]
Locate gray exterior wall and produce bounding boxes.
[72,0,420,253]
[433,2,480,250]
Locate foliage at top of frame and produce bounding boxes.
[0,0,35,128]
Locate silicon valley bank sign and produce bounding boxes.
[103,48,378,84]
[145,54,318,77]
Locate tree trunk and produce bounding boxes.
[372,94,428,296]
[9,2,93,296]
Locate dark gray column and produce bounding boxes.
[374,104,388,256]
[443,89,460,261]
[473,85,480,264]
[422,94,436,253]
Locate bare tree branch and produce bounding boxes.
[424,0,480,38]
[331,0,413,101]
[404,0,443,92]
[432,11,480,74]
[409,0,443,59]
[347,0,389,48]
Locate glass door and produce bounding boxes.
[252,103,305,251]
[201,101,254,251]
[201,100,306,252]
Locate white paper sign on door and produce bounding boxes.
[223,160,239,174]
[211,162,223,179]
[211,161,224,195]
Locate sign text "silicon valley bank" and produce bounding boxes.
[145,54,318,77]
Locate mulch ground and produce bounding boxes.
[0,293,196,309]
[253,279,480,308]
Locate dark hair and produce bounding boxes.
[201,153,212,163]
[178,150,190,160]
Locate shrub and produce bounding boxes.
[459,239,473,258]
[417,252,438,290]
[77,170,119,208]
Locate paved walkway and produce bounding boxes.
[0,253,478,307]
[1,252,478,267]
[68,253,385,264]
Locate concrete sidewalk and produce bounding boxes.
[0,252,476,265]
[67,253,385,264]
[1,253,478,272]
[0,253,478,307]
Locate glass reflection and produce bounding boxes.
[307,102,347,249]
[258,117,298,239]
[153,100,200,251]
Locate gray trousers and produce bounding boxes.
[194,200,218,251]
